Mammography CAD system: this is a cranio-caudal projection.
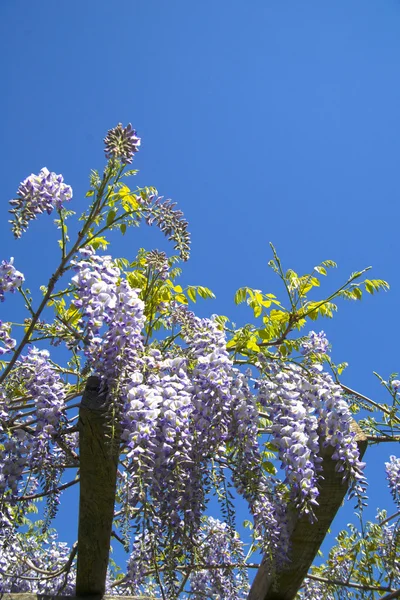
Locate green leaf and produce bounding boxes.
[187,287,197,303]
[253,305,262,318]
[365,279,375,294]
[106,210,116,226]
[85,190,95,197]
[120,223,127,235]
[262,460,277,475]
[175,294,188,305]
[234,288,247,304]
[88,236,109,250]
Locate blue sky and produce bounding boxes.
[1,0,400,581]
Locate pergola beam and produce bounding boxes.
[248,421,368,600]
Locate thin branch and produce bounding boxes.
[379,510,400,526]
[111,562,261,587]
[111,530,127,547]
[305,573,392,593]
[341,384,400,424]
[17,476,79,501]
[6,541,77,581]
[366,435,400,443]
[379,590,400,600]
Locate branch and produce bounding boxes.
[379,510,400,526]
[341,384,400,424]
[366,435,400,443]
[10,541,77,580]
[379,590,400,600]
[305,573,392,593]
[111,562,261,587]
[17,476,80,501]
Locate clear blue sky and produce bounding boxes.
[1,0,399,576]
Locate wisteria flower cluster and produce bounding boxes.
[145,196,191,261]
[9,168,72,238]
[0,258,24,301]
[18,347,66,441]
[300,330,329,356]
[0,348,68,504]
[104,123,141,164]
[385,455,400,508]
[188,517,249,599]
[0,321,16,355]
[119,518,249,599]
[0,523,76,595]
[256,360,366,515]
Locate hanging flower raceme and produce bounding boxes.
[0,346,68,504]
[256,360,367,515]
[9,169,72,238]
[188,517,249,600]
[385,455,400,508]
[71,247,121,334]
[0,258,24,301]
[169,309,288,558]
[300,330,329,356]
[0,321,16,355]
[18,347,66,441]
[0,527,76,595]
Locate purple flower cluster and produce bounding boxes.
[71,247,145,387]
[257,361,366,515]
[300,330,329,356]
[104,123,141,164]
[0,428,30,498]
[145,196,191,261]
[0,258,24,301]
[9,168,72,238]
[188,517,249,599]
[0,347,68,502]
[120,518,249,599]
[18,347,66,440]
[0,321,16,355]
[0,527,76,594]
[385,455,400,508]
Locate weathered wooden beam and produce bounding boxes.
[248,421,368,600]
[76,376,120,596]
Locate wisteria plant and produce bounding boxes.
[0,124,399,600]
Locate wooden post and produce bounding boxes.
[248,421,368,600]
[76,376,120,597]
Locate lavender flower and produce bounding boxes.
[189,517,249,599]
[104,123,141,164]
[0,258,24,301]
[300,330,329,356]
[145,197,191,261]
[0,527,76,594]
[18,347,66,440]
[385,455,400,507]
[257,362,366,514]
[0,321,16,355]
[145,249,169,281]
[9,168,72,238]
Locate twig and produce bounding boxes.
[379,590,400,600]
[379,510,400,526]
[341,384,400,424]
[305,573,392,593]
[17,476,79,501]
